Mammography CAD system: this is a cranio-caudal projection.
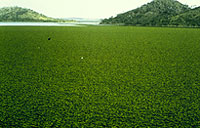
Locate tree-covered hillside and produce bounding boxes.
[0,7,69,22]
[170,7,200,27]
[101,0,200,27]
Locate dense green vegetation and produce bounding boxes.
[101,0,200,27]
[0,26,200,127]
[0,6,71,22]
[170,7,200,26]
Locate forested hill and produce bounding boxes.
[170,7,200,26]
[100,0,200,27]
[0,7,69,22]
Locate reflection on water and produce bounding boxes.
[0,22,100,26]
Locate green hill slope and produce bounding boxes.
[101,0,191,26]
[170,7,200,26]
[0,7,68,22]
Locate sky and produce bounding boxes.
[0,0,200,19]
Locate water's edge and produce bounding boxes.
[0,22,100,26]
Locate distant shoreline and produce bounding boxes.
[0,22,100,26]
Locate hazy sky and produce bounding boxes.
[0,0,200,19]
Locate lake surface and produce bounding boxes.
[0,21,100,26]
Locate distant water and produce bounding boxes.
[0,22,78,26]
[76,21,100,25]
[0,22,100,26]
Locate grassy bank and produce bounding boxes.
[0,26,200,127]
